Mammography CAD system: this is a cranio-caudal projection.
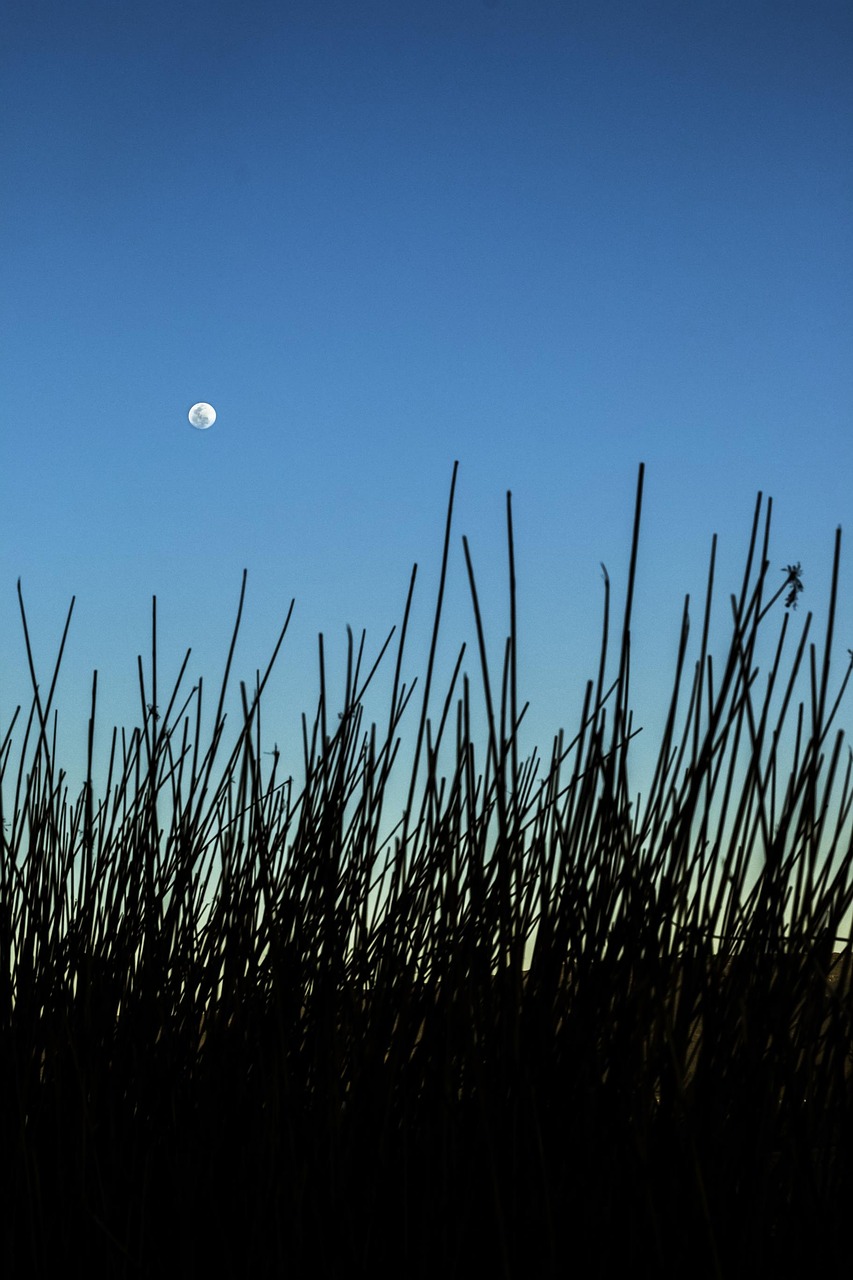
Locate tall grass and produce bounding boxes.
[2,462,853,1277]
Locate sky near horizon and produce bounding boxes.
[2,1,852,841]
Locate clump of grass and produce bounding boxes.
[2,462,853,1278]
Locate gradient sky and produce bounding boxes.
[2,1,852,829]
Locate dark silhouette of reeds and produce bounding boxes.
[2,462,853,1277]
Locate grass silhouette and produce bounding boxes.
[2,462,852,1277]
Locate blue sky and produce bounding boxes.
[2,0,852,830]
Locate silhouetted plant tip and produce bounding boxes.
[783,561,804,610]
[2,463,853,1279]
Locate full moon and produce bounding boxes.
[188,402,216,429]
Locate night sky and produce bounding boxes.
[2,1,851,823]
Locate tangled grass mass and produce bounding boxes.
[2,463,853,1277]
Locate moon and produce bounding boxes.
[188,402,216,429]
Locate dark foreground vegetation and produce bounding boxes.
[2,463,853,1277]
